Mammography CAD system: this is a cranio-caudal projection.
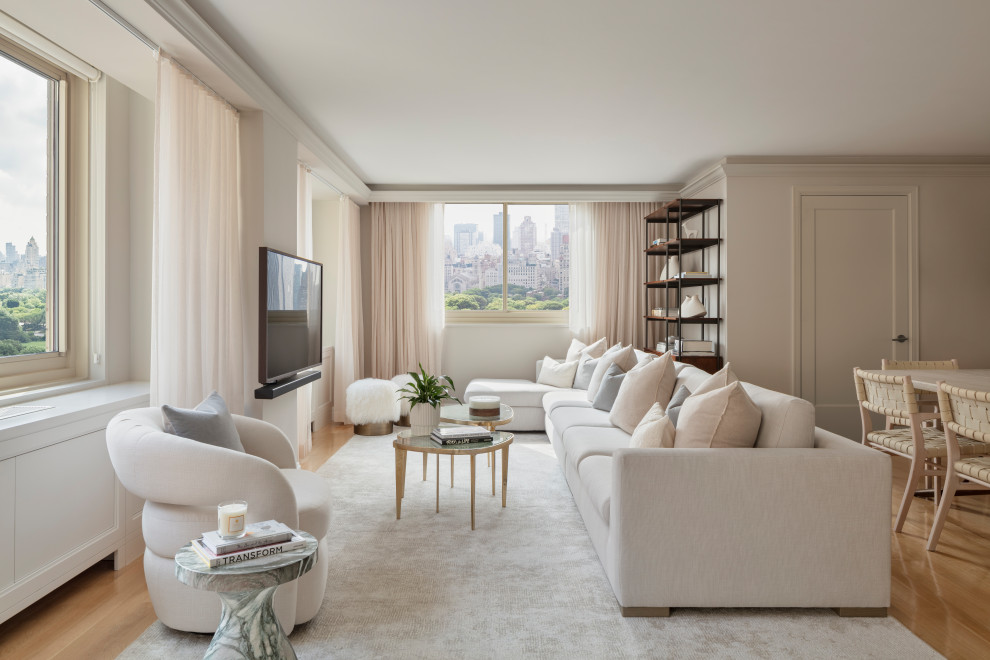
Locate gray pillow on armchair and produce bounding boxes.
[161,390,245,452]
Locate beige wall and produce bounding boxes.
[720,170,990,394]
[127,87,154,382]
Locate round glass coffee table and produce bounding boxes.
[441,403,514,489]
[394,428,513,530]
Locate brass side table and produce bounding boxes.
[394,428,513,530]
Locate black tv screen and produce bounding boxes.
[259,247,323,384]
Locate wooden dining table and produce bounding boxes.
[877,369,990,393]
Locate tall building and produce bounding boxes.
[24,237,39,266]
[554,205,569,232]
[518,216,536,255]
[492,212,503,248]
[453,223,480,255]
[5,242,17,265]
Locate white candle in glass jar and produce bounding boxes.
[218,500,248,539]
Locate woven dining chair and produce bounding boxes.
[926,382,990,551]
[853,368,984,533]
[881,359,959,427]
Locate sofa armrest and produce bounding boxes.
[233,414,297,468]
[607,432,890,609]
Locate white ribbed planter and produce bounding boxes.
[409,404,441,436]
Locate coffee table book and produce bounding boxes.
[431,426,493,445]
[201,519,295,555]
[191,534,308,568]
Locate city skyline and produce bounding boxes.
[0,50,51,256]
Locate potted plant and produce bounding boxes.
[398,363,460,435]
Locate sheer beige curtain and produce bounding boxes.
[296,165,313,459]
[333,197,365,423]
[151,53,244,412]
[369,202,445,377]
[569,202,659,348]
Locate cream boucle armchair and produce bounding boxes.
[106,407,332,634]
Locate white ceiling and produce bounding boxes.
[182,0,990,186]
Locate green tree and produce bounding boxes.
[485,297,503,310]
[0,339,21,356]
[5,299,18,308]
[446,294,481,310]
[0,310,28,342]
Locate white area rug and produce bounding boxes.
[119,433,940,659]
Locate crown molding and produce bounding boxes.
[143,0,371,203]
[367,186,679,203]
[719,156,990,179]
[680,160,727,198]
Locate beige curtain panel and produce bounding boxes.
[370,202,445,378]
[151,53,245,412]
[570,202,659,349]
[334,197,365,423]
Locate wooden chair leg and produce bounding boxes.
[927,470,960,552]
[932,460,940,510]
[894,455,924,533]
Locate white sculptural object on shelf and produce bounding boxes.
[658,255,680,281]
[681,295,707,319]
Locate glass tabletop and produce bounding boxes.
[440,403,514,425]
[395,427,513,454]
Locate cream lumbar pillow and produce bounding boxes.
[565,337,607,363]
[629,402,675,449]
[673,381,762,449]
[609,352,677,434]
[537,356,580,388]
[586,345,637,401]
[689,362,738,398]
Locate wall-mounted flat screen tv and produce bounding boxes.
[258,247,323,384]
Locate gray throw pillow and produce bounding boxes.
[592,363,626,411]
[573,358,599,390]
[162,391,245,452]
[665,384,692,427]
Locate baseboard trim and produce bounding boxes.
[834,607,888,617]
[620,606,671,618]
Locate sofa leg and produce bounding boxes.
[621,606,671,617]
[833,607,887,617]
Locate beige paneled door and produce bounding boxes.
[799,195,914,439]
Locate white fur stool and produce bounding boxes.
[346,379,401,435]
[392,374,415,427]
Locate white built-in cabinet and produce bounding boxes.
[0,383,149,624]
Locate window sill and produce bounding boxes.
[445,311,569,325]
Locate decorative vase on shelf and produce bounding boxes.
[409,403,441,436]
[658,255,680,281]
[681,295,707,319]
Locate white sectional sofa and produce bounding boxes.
[465,361,892,616]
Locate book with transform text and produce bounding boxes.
[201,519,294,555]
[191,534,307,568]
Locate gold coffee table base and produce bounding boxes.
[440,403,514,491]
[394,428,513,530]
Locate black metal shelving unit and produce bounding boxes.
[643,199,723,373]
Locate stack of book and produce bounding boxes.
[676,271,711,279]
[190,519,306,568]
[431,425,492,445]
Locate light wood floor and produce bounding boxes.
[1,427,988,659]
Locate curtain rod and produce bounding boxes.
[302,164,345,197]
[87,0,237,112]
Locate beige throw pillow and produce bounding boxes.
[537,356,579,388]
[673,381,762,449]
[586,345,637,401]
[689,362,738,398]
[564,337,607,363]
[609,352,677,434]
[629,402,675,449]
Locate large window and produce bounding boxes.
[444,203,569,317]
[0,36,80,390]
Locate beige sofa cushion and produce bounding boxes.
[674,381,762,449]
[587,345,637,401]
[565,337,607,362]
[537,356,579,388]
[690,362,739,397]
[609,354,677,434]
[629,402,676,449]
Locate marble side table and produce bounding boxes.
[175,532,319,660]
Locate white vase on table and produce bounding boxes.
[409,404,441,436]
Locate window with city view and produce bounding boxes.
[0,45,56,358]
[444,203,569,312]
